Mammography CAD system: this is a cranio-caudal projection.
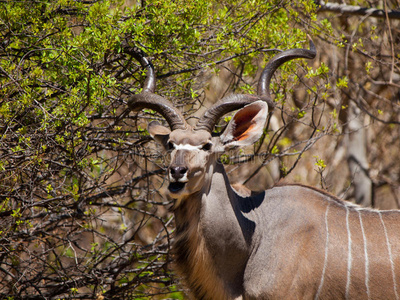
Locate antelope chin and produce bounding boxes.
[168,182,186,193]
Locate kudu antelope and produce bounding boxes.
[128,42,400,300]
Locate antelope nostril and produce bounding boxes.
[170,166,188,179]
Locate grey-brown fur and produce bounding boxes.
[127,42,400,299]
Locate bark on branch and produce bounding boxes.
[316,1,400,19]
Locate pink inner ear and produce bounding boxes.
[232,107,260,141]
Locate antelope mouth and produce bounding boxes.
[168,182,186,193]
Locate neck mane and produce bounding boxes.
[172,163,231,299]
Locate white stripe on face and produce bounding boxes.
[173,144,202,151]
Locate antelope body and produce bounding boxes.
[128,42,400,299]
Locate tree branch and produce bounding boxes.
[316,1,400,19]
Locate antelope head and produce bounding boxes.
[128,41,316,203]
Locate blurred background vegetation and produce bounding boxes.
[0,0,399,298]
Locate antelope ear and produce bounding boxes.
[220,100,268,148]
[148,121,171,146]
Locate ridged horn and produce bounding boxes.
[127,49,188,131]
[195,94,262,132]
[195,39,316,133]
[257,39,316,99]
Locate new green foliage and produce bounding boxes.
[0,0,346,298]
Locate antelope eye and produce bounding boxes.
[201,143,212,151]
[167,142,175,150]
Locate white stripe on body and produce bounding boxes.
[379,211,399,300]
[296,188,400,299]
[315,202,330,300]
[345,205,352,300]
[357,210,370,299]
